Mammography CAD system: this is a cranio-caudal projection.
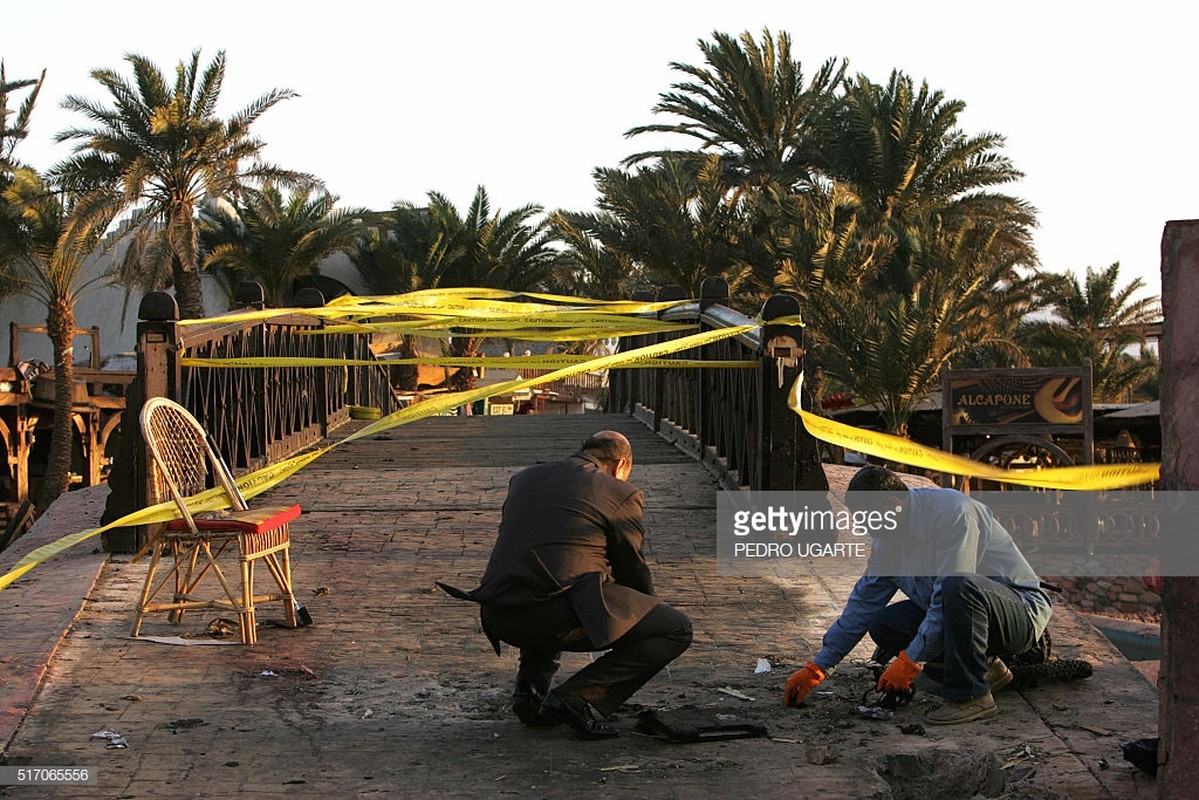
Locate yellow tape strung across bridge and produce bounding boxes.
[180,356,760,370]
[786,375,1160,490]
[2,286,1161,591]
[0,322,755,591]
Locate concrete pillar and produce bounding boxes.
[1158,219,1199,794]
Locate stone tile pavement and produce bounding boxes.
[0,416,1161,798]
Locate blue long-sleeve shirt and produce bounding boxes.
[813,487,1053,669]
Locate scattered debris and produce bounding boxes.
[861,687,915,711]
[754,658,772,674]
[599,764,640,773]
[91,730,128,749]
[856,705,893,721]
[1001,744,1036,770]
[1075,721,1113,736]
[121,694,144,702]
[259,670,279,678]
[203,618,239,638]
[1008,658,1094,690]
[716,687,754,702]
[361,708,374,719]
[1098,757,1110,770]
[899,723,925,736]
[806,745,839,765]
[167,718,207,733]
[637,708,768,742]
[312,586,331,596]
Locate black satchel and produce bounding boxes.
[636,707,767,743]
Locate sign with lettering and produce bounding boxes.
[946,370,1088,428]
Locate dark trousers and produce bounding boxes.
[867,575,1038,701]
[481,598,692,716]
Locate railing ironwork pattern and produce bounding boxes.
[607,281,825,493]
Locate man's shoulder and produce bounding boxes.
[911,486,974,510]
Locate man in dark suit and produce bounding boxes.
[440,431,692,739]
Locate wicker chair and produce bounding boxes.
[131,398,300,645]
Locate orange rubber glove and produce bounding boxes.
[784,660,826,706]
[876,650,922,692]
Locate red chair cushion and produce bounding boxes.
[166,504,301,534]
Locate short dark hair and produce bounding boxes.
[846,465,908,494]
[581,431,632,468]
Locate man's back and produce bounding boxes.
[482,453,648,596]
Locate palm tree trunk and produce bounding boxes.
[38,299,76,509]
[448,336,480,392]
[172,255,207,319]
[391,335,419,392]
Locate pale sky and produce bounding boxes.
[6,0,1196,302]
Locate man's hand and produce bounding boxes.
[876,650,922,692]
[784,661,826,706]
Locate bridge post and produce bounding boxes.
[616,289,656,414]
[100,291,180,552]
[757,295,828,492]
[653,285,687,432]
[697,276,729,450]
[295,289,332,435]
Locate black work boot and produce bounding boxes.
[540,691,618,739]
[512,675,553,726]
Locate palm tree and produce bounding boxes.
[806,216,1039,435]
[584,155,757,297]
[49,50,310,318]
[1021,263,1160,402]
[760,68,1041,434]
[545,211,640,301]
[0,168,116,507]
[200,183,365,306]
[387,186,559,390]
[815,70,1035,292]
[1,61,46,298]
[625,29,844,194]
[623,30,845,291]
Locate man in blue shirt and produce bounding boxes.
[784,466,1053,725]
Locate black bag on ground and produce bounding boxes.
[636,707,767,743]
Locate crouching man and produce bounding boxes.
[440,431,691,739]
[784,466,1052,725]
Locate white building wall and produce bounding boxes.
[2,252,366,367]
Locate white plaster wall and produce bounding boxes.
[2,205,369,367]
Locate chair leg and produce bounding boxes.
[131,541,166,637]
[240,557,256,645]
[170,542,202,625]
[261,542,298,628]
[281,545,298,628]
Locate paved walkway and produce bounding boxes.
[0,415,1160,798]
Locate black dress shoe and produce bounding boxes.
[512,676,553,727]
[540,692,618,739]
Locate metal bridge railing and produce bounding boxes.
[607,276,826,492]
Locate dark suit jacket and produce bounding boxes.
[441,451,659,651]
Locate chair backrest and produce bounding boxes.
[140,398,248,534]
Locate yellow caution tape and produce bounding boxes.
[182,290,689,328]
[180,356,758,370]
[786,376,1160,490]
[0,322,750,591]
